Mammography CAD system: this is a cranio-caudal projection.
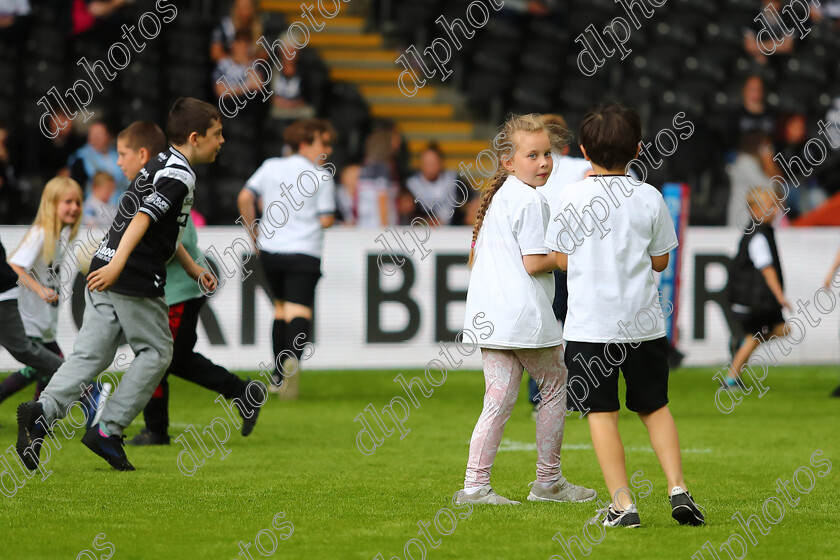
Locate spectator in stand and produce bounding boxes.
[812,0,840,28]
[213,30,264,102]
[733,76,777,150]
[726,132,785,228]
[82,171,117,227]
[356,129,399,228]
[71,0,128,41]
[211,0,264,63]
[0,0,30,29]
[68,122,128,205]
[743,0,796,64]
[776,113,827,216]
[0,122,23,224]
[406,142,461,226]
[270,45,315,120]
[26,109,82,184]
[335,164,360,225]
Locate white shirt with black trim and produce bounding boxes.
[245,154,336,259]
[463,176,562,349]
[545,175,678,343]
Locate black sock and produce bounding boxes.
[286,317,311,368]
[272,319,288,378]
[0,370,37,403]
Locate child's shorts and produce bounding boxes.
[564,336,670,414]
[733,308,784,339]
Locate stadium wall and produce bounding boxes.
[1,226,838,371]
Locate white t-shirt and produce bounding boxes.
[541,154,591,198]
[245,154,336,258]
[406,170,460,225]
[463,176,562,349]
[356,162,397,228]
[748,233,773,270]
[8,225,70,342]
[545,175,678,343]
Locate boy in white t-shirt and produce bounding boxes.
[545,104,704,528]
[457,114,595,506]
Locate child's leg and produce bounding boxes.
[99,293,173,436]
[33,342,63,400]
[0,299,63,376]
[38,290,123,422]
[516,345,567,484]
[638,405,686,493]
[0,368,38,403]
[464,348,523,488]
[728,335,760,380]
[588,411,632,509]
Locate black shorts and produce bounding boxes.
[733,308,784,339]
[564,336,670,414]
[259,251,322,307]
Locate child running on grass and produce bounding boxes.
[545,103,704,527]
[456,114,596,506]
[15,98,222,472]
[110,120,265,446]
[725,188,791,390]
[0,178,83,406]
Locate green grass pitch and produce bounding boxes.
[0,366,838,559]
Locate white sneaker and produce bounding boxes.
[527,476,598,502]
[455,486,521,505]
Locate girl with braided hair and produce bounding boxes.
[456,114,596,506]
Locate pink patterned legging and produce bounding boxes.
[465,345,568,487]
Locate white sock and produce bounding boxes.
[463,485,487,495]
[670,486,686,496]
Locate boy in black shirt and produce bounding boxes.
[15,98,223,471]
[726,189,791,389]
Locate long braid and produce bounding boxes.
[468,166,507,268]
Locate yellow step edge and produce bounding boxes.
[408,140,489,153]
[372,104,454,119]
[360,85,437,99]
[259,0,306,12]
[410,156,484,171]
[321,50,400,62]
[308,34,382,48]
[330,68,401,81]
[397,121,474,134]
[286,15,366,27]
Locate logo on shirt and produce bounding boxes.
[144,193,171,213]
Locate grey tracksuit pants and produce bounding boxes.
[38,288,173,436]
[0,298,64,375]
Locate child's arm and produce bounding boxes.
[650,253,669,272]
[86,213,151,292]
[523,252,558,275]
[175,243,217,293]
[760,266,791,311]
[8,263,58,303]
[824,246,840,288]
[555,251,568,272]
[237,187,260,249]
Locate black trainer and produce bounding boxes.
[830,385,840,398]
[81,425,135,471]
[16,401,47,471]
[126,428,171,446]
[600,504,641,528]
[670,487,705,526]
[235,380,267,437]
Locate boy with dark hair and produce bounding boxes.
[15,98,223,471]
[112,121,265,446]
[545,103,704,528]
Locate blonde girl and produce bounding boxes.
[457,115,595,505]
[0,177,82,404]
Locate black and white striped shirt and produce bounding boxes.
[89,147,195,297]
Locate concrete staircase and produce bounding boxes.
[260,0,489,173]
